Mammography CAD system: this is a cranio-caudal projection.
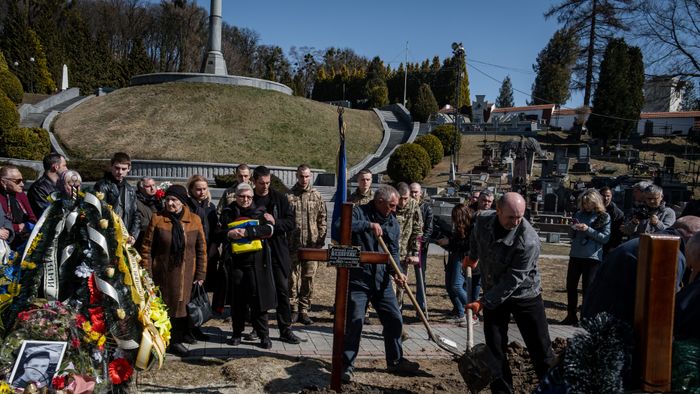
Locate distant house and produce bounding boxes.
[636,111,700,136]
[551,107,591,131]
[643,76,684,113]
[488,104,556,125]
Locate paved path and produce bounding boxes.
[179,322,582,360]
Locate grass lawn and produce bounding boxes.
[52,83,383,171]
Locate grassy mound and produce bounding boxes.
[52,83,383,171]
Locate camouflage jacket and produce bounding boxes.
[395,198,423,260]
[286,184,328,252]
[348,188,373,206]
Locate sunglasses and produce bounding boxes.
[2,178,23,185]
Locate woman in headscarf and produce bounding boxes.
[140,184,207,356]
[218,183,276,349]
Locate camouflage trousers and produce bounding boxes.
[289,256,319,313]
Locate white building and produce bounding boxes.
[643,76,684,112]
[636,111,700,136]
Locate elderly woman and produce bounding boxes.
[219,183,275,349]
[561,188,610,325]
[140,184,207,356]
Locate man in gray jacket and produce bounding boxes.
[623,184,676,238]
[465,192,555,394]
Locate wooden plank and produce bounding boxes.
[634,234,679,392]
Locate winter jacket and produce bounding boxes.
[27,174,57,217]
[469,212,542,309]
[569,210,611,261]
[94,173,141,239]
[254,188,296,276]
[140,207,207,318]
[623,202,676,237]
[286,183,327,252]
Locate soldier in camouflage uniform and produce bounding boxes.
[287,164,328,325]
[348,169,374,206]
[394,183,423,310]
[216,164,252,215]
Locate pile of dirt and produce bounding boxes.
[510,337,568,393]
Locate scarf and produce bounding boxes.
[1,190,25,224]
[167,209,185,265]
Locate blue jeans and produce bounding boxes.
[415,248,429,313]
[343,278,403,370]
[470,274,481,304]
[445,256,468,318]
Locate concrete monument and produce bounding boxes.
[201,0,227,75]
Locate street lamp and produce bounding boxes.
[29,57,35,93]
[451,42,465,176]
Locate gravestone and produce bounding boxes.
[544,193,558,212]
[541,160,555,177]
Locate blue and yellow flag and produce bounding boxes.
[331,107,347,242]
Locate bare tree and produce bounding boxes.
[221,24,259,76]
[545,0,634,106]
[629,0,700,78]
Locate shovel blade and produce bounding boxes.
[456,344,501,393]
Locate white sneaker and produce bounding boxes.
[449,316,467,326]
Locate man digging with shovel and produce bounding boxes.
[465,192,556,394]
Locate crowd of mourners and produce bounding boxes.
[2,151,700,393]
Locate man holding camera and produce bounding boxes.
[623,184,676,238]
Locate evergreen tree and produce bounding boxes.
[496,76,514,108]
[27,29,56,93]
[587,38,644,143]
[365,77,389,108]
[545,0,633,107]
[126,38,155,80]
[531,28,578,105]
[412,83,438,122]
[681,80,700,111]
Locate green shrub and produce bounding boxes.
[414,134,443,166]
[69,159,108,182]
[0,94,19,133]
[387,143,431,184]
[0,69,24,104]
[214,172,290,194]
[431,124,461,156]
[0,52,8,72]
[3,127,50,160]
[411,83,438,123]
[0,161,38,180]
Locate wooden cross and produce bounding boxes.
[634,234,680,392]
[297,202,389,392]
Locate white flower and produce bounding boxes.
[92,350,103,363]
[74,263,93,278]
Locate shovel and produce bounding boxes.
[377,237,461,356]
[456,264,501,393]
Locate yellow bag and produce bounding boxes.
[228,219,263,254]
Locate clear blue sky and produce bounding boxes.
[195,0,583,107]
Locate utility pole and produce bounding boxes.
[403,41,408,107]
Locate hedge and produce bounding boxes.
[0,70,23,105]
[68,159,109,182]
[3,127,51,160]
[387,143,431,184]
[431,124,461,156]
[0,94,19,133]
[414,134,443,166]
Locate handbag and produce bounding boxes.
[228,218,263,254]
[187,283,212,327]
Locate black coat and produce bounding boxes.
[27,174,57,217]
[254,189,295,276]
[94,173,141,238]
[219,203,277,311]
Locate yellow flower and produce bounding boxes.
[116,308,126,319]
[95,192,105,200]
[89,330,101,341]
[8,282,20,296]
[82,321,92,332]
[99,219,109,229]
[97,335,106,347]
[0,381,12,394]
[20,261,36,270]
[105,266,115,278]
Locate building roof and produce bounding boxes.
[492,104,555,113]
[640,111,700,119]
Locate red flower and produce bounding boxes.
[70,337,81,348]
[17,311,31,322]
[88,306,106,334]
[52,375,66,390]
[75,314,87,326]
[88,274,102,304]
[155,189,165,200]
[108,358,133,385]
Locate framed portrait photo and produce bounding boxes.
[8,340,67,390]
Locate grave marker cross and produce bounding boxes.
[298,202,389,392]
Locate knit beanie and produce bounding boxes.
[165,184,189,205]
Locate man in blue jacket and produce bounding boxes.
[341,185,420,383]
